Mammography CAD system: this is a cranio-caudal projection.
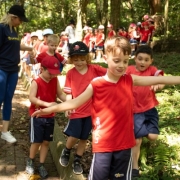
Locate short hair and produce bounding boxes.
[104,36,131,56]
[47,34,59,44]
[68,54,91,64]
[135,45,153,58]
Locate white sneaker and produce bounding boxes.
[1,131,17,143]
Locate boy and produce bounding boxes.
[31,36,180,180]
[126,45,164,178]
[25,56,66,178]
[59,41,106,174]
[35,34,67,76]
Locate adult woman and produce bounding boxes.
[0,5,32,143]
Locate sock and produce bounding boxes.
[65,147,71,152]
[74,154,82,162]
[39,163,44,167]
[28,158,34,162]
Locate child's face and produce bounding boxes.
[72,58,88,71]
[47,42,58,53]
[135,53,153,72]
[106,51,129,78]
[41,68,57,81]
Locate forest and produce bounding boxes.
[0,0,180,43]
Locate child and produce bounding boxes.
[36,34,67,76]
[139,22,151,45]
[95,25,105,61]
[83,26,91,47]
[31,36,180,180]
[59,41,106,175]
[126,45,164,178]
[128,23,140,57]
[25,56,66,178]
[107,24,116,38]
[118,27,128,39]
[37,28,54,55]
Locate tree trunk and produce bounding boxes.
[76,0,83,41]
[81,0,89,26]
[110,0,121,32]
[95,0,108,25]
[149,0,163,36]
[164,0,169,37]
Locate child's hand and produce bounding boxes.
[65,110,75,117]
[151,84,165,91]
[31,109,44,118]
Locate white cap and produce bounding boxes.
[36,30,44,40]
[30,31,38,37]
[98,25,104,29]
[83,26,89,30]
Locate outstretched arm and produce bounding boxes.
[32,84,93,117]
[132,74,180,86]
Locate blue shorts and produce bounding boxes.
[134,107,159,139]
[64,116,92,140]
[129,39,137,45]
[88,149,132,180]
[29,117,55,143]
[95,46,104,51]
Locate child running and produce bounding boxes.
[126,45,164,178]
[25,56,66,178]
[59,41,106,174]
[31,36,180,180]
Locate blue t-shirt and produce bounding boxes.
[0,24,20,72]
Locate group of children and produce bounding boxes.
[80,14,155,62]
[23,30,180,179]
[20,29,67,82]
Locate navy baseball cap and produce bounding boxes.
[69,41,89,56]
[8,5,29,22]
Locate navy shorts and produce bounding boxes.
[88,149,132,180]
[96,45,104,51]
[129,39,137,45]
[134,107,159,139]
[29,117,55,143]
[64,116,92,140]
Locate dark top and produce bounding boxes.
[0,24,20,72]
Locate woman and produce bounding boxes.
[0,5,32,143]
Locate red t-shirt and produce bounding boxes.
[95,33,105,46]
[90,74,135,152]
[107,30,115,38]
[29,77,58,117]
[37,41,48,54]
[126,66,164,113]
[36,52,66,64]
[83,33,91,47]
[64,64,106,119]
[118,31,128,39]
[140,29,151,42]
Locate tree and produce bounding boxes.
[110,0,121,31]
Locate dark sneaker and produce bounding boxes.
[72,161,83,175]
[25,159,34,175]
[38,165,48,179]
[132,169,140,178]
[59,148,70,167]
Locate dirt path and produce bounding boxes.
[0,78,59,180]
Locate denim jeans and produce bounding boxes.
[0,70,18,120]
